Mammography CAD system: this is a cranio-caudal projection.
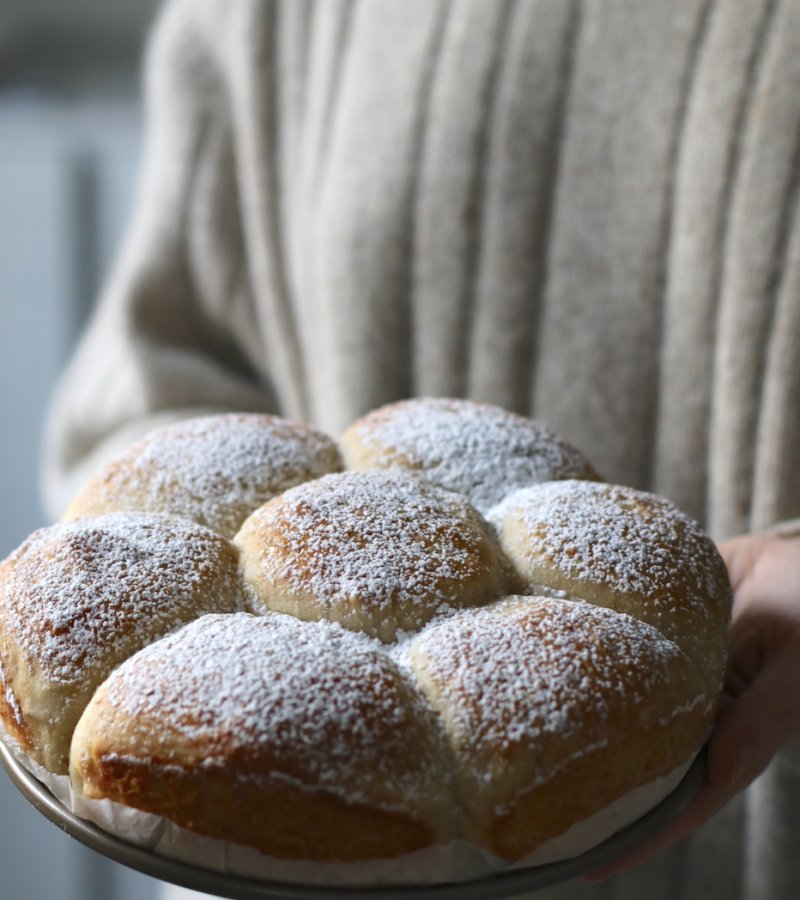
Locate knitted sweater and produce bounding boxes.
[44,1,800,897]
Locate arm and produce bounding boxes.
[42,0,278,520]
[586,527,800,880]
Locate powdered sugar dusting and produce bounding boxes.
[489,481,725,604]
[98,613,445,810]
[0,513,242,689]
[403,598,702,761]
[1,404,729,862]
[345,399,596,513]
[70,414,342,537]
[240,470,501,639]
[487,481,731,698]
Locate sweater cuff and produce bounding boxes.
[762,518,800,539]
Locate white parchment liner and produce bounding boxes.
[1,721,696,887]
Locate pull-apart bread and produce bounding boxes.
[62,413,343,538]
[341,397,601,514]
[0,514,242,774]
[0,401,732,872]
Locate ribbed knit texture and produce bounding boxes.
[43,2,800,896]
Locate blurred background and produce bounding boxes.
[0,0,163,897]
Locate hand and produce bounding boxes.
[584,532,800,881]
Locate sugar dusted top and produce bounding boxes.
[489,480,726,602]
[343,398,597,513]
[2,405,730,858]
[404,597,706,771]
[93,613,449,812]
[0,513,241,689]
[66,414,342,537]
[488,480,732,698]
[236,470,504,641]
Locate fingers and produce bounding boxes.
[710,638,800,789]
[719,535,800,615]
[716,535,763,593]
[724,537,800,702]
[584,636,800,882]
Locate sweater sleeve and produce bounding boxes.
[42,0,278,520]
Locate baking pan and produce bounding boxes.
[0,741,706,900]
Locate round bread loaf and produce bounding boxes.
[0,405,732,875]
[235,470,507,642]
[488,481,732,702]
[71,613,457,862]
[341,398,600,514]
[0,513,242,774]
[63,414,343,538]
[402,597,710,861]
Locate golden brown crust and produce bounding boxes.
[0,407,733,867]
[341,398,601,515]
[77,755,438,862]
[0,654,32,752]
[404,597,712,860]
[235,470,507,642]
[71,614,458,861]
[488,481,732,702]
[0,514,242,773]
[63,414,343,539]
[487,721,703,859]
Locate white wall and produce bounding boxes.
[0,98,142,556]
[0,96,161,900]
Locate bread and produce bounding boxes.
[341,398,600,514]
[404,597,709,860]
[0,402,731,871]
[0,513,242,774]
[234,469,506,642]
[488,480,731,702]
[71,613,457,862]
[63,414,343,539]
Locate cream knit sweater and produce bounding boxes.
[44,1,800,897]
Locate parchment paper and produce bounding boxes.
[0,723,694,887]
